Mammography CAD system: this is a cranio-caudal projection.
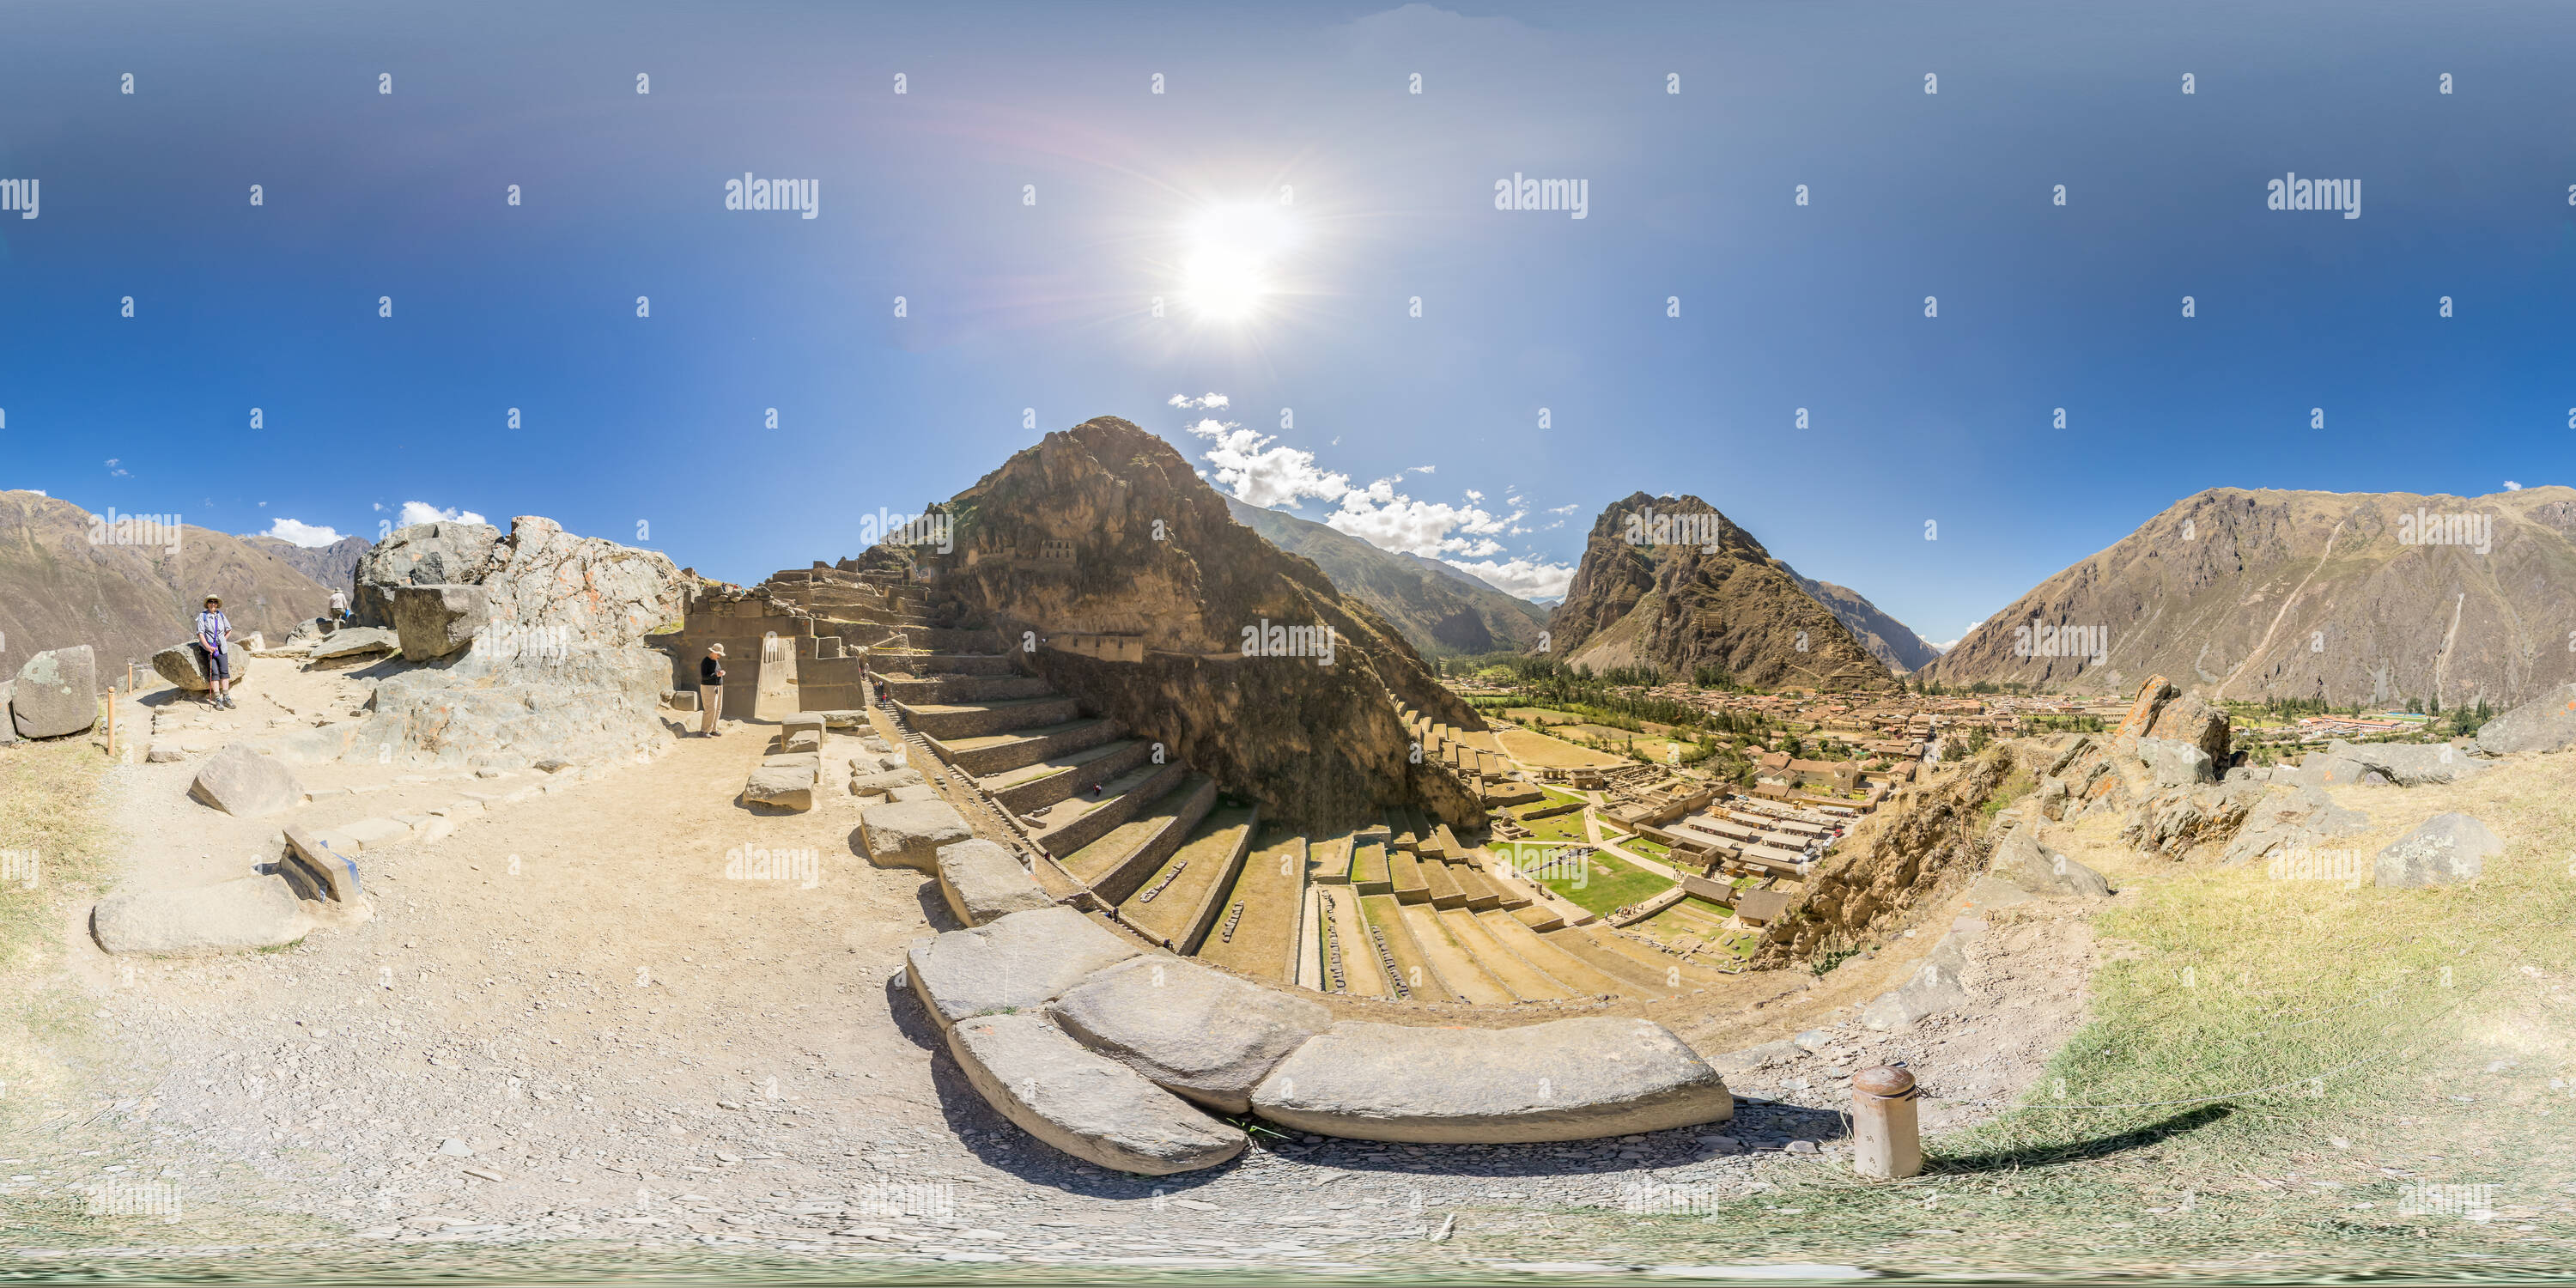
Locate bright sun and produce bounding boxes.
[1180,203,1296,321]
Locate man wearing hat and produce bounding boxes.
[197,594,235,709]
[697,642,726,736]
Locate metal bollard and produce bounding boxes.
[1851,1065,1923,1180]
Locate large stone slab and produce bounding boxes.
[2333,739,2490,787]
[936,839,1055,927]
[2374,812,2502,889]
[283,825,365,902]
[744,757,817,811]
[905,905,1144,1029]
[945,1012,1247,1176]
[850,767,926,797]
[12,645,97,738]
[1249,1016,1733,1144]
[861,799,972,871]
[2476,683,2576,756]
[388,583,490,661]
[151,640,250,693]
[1989,822,2110,897]
[1862,927,1975,1031]
[2220,784,2370,866]
[92,874,313,956]
[1048,955,1333,1114]
[309,627,399,660]
[188,744,304,818]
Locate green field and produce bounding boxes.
[1530,845,1674,917]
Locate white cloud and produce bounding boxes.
[1167,392,1230,410]
[398,501,489,527]
[1927,619,1985,653]
[1464,489,1484,502]
[1185,420,1353,509]
[1442,556,1577,602]
[105,458,129,477]
[2504,480,2523,490]
[260,518,347,548]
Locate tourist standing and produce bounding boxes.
[197,595,235,709]
[328,586,349,624]
[698,643,726,735]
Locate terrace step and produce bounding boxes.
[1437,907,1575,1001]
[1118,805,1258,952]
[1030,760,1188,860]
[979,738,1156,816]
[1388,852,1430,904]
[1450,863,1504,911]
[898,695,1084,742]
[1474,910,1634,998]
[1419,859,1466,909]
[1395,903,1516,1006]
[1349,842,1393,895]
[1577,925,1736,988]
[1512,902,1567,933]
[1383,807,1420,854]
[933,717,1123,777]
[1064,773,1218,905]
[882,671,1056,705]
[1314,887,1386,998]
[886,626,1007,653]
[1355,892,1460,1003]
[875,651,1020,677]
[1195,829,1306,985]
[1536,927,1686,995]
[1308,830,1355,885]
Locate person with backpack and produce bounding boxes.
[197,595,235,709]
[698,643,726,735]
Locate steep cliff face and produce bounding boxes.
[1922,485,2576,706]
[1547,493,1893,690]
[926,417,1483,829]
[1794,574,1941,674]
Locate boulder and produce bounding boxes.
[283,825,365,902]
[11,645,97,738]
[187,744,304,818]
[1960,875,2037,912]
[91,875,313,956]
[945,1012,1246,1176]
[145,741,185,763]
[850,767,925,796]
[860,799,972,871]
[2136,737,2215,787]
[2331,739,2490,787]
[2475,683,2576,756]
[309,627,399,660]
[2146,690,2232,761]
[2219,784,2370,866]
[0,681,15,745]
[904,905,1144,1029]
[888,782,940,804]
[666,690,700,712]
[1861,927,1974,1031]
[742,763,816,811]
[388,583,490,661]
[2374,813,2502,889]
[1048,956,1333,1114]
[2118,775,2263,858]
[151,640,250,692]
[936,839,1055,927]
[1989,822,2110,897]
[1251,1016,1730,1144]
[2107,675,2178,757]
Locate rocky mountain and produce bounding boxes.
[928,417,1486,829]
[243,533,371,597]
[1546,493,1894,690]
[1793,574,1942,674]
[1920,485,2576,707]
[1222,495,1550,657]
[0,489,332,679]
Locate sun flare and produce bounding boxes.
[1180,202,1297,322]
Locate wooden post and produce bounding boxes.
[1851,1065,1922,1180]
[105,687,117,761]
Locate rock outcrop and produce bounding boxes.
[1547,493,1893,691]
[922,417,1485,829]
[2219,784,2370,866]
[1755,744,2014,962]
[342,517,683,771]
[388,584,489,660]
[2374,813,2502,889]
[1989,822,2111,897]
[1860,924,1977,1031]
[2476,683,2576,755]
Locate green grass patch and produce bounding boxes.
[1534,847,1674,917]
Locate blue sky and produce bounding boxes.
[4,0,2573,646]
